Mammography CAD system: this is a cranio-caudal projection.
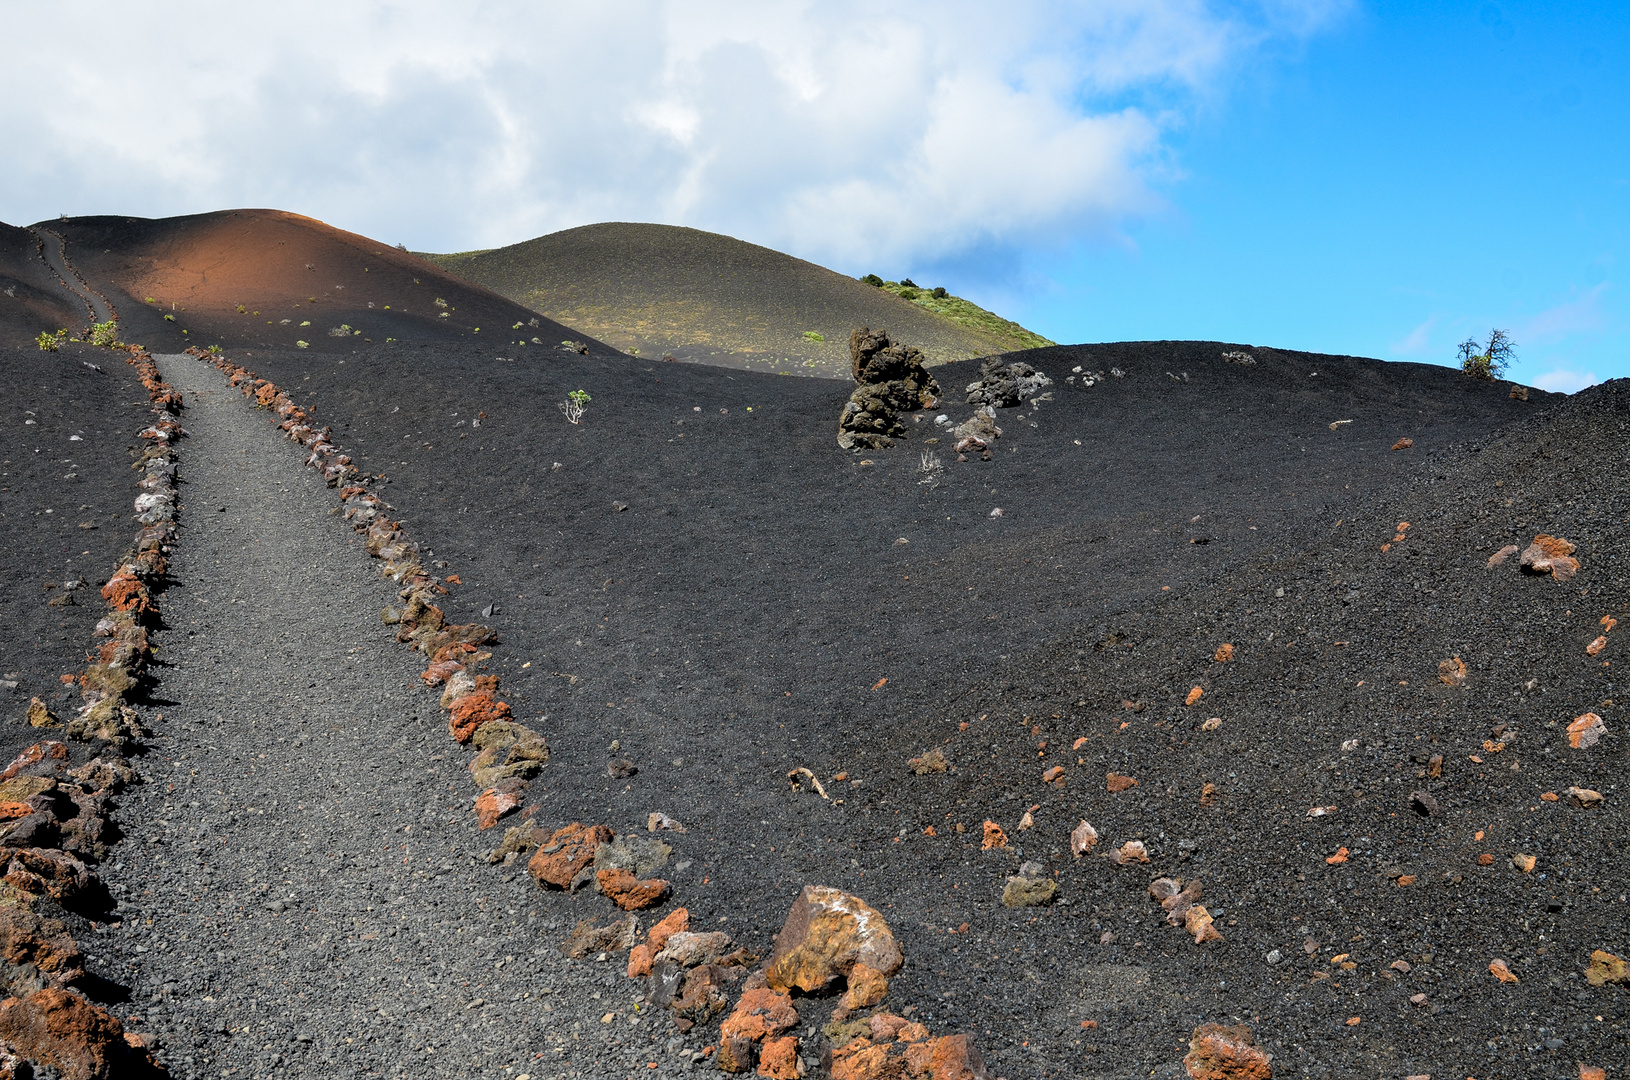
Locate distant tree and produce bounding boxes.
[861,274,884,287]
[1457,329,1516,380]
[900,277,918,288]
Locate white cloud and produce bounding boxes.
[1532,369,1599,395]
[0,1,1347,267]
[1518,283,1610,343]
[1390,317,1435,356]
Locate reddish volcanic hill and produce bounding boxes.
[43,210,612,356]
[0,220,90,344]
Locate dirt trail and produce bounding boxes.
[29,227,115,325]
[92,356,698,1079]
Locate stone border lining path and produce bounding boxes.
[0,343,178,1078]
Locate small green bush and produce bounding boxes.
[1458,329,1516,380]
[898,288,919,301]
[932,286,948,299]
[861,274,884,287]
[802,330,826,343]
[37,330,64,352]
[900,277,918,288]
[561,388,591,424]
[88,320,119,347]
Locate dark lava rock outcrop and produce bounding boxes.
[836,328,940,450]
[963,355,1051,407]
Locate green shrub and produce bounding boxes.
[1458,329,1515,380]
[802,330,826,343]
[932,286,948,299]
[898,288,919,301]
[36,330,64,352]
[861,274,884,287]
[88,320,119,347]
[900,277,918,288]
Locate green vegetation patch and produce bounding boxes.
[864,277,1054,351]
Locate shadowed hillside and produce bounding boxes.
[0,220,89,344]
[420,222,1050,377]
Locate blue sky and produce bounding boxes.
[955,3,1630,391]
[0,2,1622,389]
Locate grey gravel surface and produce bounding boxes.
[95,357,708,1080]
[0,345,150,760]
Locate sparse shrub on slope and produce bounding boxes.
[1458,329,1516,380]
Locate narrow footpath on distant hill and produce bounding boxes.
[28,228,115,325]
[93,356,696,1080]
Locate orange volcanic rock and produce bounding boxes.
[648,908,690,952]
[596,867,671,911]
[527,823,614,889]
[447,690,512,744]
[717,986,798,1073]
[1521,534,1579,581]
[1183,1023,1271,1079]
[0,987,164,1080]
[765,886,903,995]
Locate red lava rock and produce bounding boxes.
[764,886,903,996]
[1185,686,1204,706]
[1487,543,1520,567]
[1437,657,1467,685]
[0,848,95,906]
[1566,786,1604,808]
[0,987,163,1080]
[527,823,614,889]
[1476,853,1495,866]
[840,960,890,1011]
[0,743,68,783]
[1579,1065,1606,1080]
[1585,635,1608,656]
[756,1035,800,1079]
[0,909,85,989]
[1040,765,1064,784]
[1200,782,1221,807]
[648,908,690,952]
[980,822,1007,850]
[829,1016,991,1080]
[597,867,671,911]
[1106,772,1138,793]
[447,690,513,744]
[1391,437,1414,450]
[474,783,525,830]
[627,944,654,978]
[1213,643,1235,662]
[1567,713,1606,749]
[1489,958,1519,984]
[1521,534,1580,581]
[717,987,798,1073]
[1183,1022,1271,1080]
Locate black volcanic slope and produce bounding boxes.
[190,337,1621,1078]
[420,222,1045,377]
[0,221,91,345]
[37,210,616,357]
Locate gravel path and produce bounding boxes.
[29,228,113,324]
[94,356,705,1080]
